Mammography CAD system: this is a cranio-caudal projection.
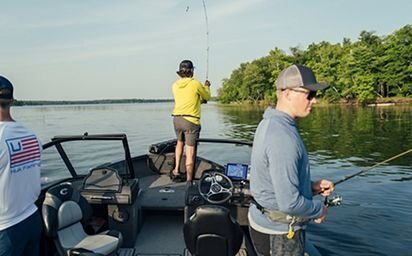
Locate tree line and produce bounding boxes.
[217,24,412,104]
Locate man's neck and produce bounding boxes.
[0,110,14,122]
[275,102,296,119]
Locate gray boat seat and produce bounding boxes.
[183,205,244,256]
[42,182,123,256]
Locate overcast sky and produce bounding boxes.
[1,0,411,100]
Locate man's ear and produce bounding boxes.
[283,89,292,101]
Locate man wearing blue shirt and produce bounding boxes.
[248,65,334,256]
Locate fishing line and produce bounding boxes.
[334,148,412,186]
[186,0,209,80]
[201,0,210,80]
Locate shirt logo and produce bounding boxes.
[6,135,41,172]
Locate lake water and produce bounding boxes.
[12,102,412,256]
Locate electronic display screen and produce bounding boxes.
[225,163,248,180]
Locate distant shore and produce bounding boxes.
[13,96,412,107]
[219,97,412,107]
[336,97,412,106]
[13,98,174,106]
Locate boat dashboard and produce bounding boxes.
[185,167,252,226]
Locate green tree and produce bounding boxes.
[217,24,412,104]
[380,25,412,96]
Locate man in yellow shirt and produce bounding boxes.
[171,60,211,182]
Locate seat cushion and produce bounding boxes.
[75,234,120,255]
[57,209,121,255]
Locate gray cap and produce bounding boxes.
[0,75,14,101]
[275,64,328,91]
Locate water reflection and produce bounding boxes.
[215,104,264,141]
[214,104,412,169]
[301,105,412,167]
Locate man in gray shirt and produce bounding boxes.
[248,65,334,256]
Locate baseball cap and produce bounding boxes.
[275,65,328,91]
[178,60,194,71]
[0,75,14,101]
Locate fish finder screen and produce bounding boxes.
[225,163,248,180]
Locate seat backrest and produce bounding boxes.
[183,205,244,256]
[42,182,92,254]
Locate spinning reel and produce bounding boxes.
[324,195,343,207]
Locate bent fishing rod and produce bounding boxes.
[185,0,209,80]
[324,148,412,207]
[201,0,209,80]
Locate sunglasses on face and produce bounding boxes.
[284,88,317,100]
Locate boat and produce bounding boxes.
[37,133,321,256]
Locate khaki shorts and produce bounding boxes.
[173,116,201,146]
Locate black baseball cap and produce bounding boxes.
[178,60,194,70]
[0,75,14,101]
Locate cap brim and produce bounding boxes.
[303,83,329,91]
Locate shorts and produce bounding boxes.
[173,116,201,146]
[249,226,305,256]
[0,210,42,256]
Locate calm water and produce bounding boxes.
[12,102,412,256]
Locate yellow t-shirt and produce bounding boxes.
[172,78,211,125]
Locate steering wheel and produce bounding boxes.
[198,170,234,204]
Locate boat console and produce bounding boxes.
[185,166,252,226]
[224,163,251,205]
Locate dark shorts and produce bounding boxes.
[249,226,305,256]
[0,210,42,256]
[173,116,201,146]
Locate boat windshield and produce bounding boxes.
[196,139,252,172]
[41,134,134,187]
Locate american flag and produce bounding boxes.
[7,135,41,168]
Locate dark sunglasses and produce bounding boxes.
[285,88,317,100]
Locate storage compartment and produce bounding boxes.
[80,167,142,247]
[82,179,139,205]
[81,167,139,205]
[108,198,142,247]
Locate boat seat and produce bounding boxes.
[42,182,123,256]
[183,205,244,256]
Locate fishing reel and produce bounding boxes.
[324,195,343,207]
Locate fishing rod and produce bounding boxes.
[324,148,412,207]
[334,148,412,186]
[201,0,209,80]
[185,1,209,80]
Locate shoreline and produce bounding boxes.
[13,97,412,107]
[217,97,412,107]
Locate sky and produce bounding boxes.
[1,0,411,101]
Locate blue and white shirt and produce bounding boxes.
[0,121,41,231]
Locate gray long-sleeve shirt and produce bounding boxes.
[248,107,323,233]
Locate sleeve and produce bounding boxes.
[196,81,211,101]
[266,137,323,219]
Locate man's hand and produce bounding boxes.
[204,80,211,87]
[314,206,328,224]
[312,179,334,196]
